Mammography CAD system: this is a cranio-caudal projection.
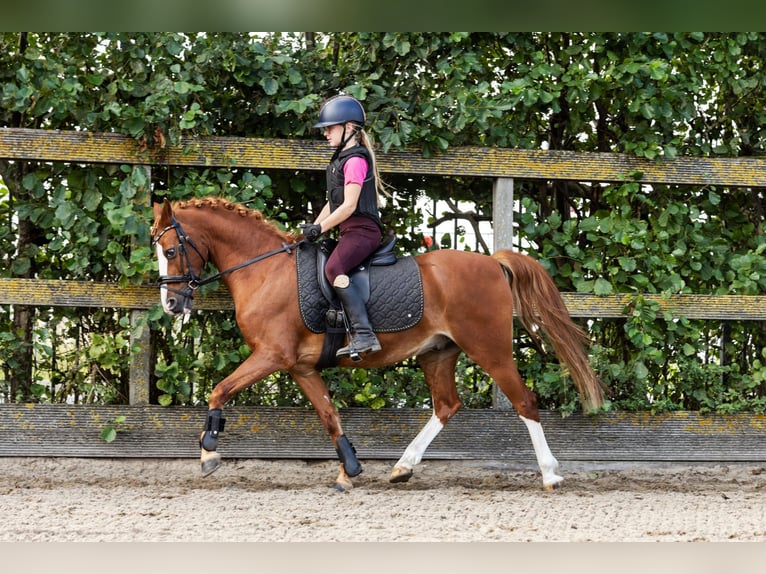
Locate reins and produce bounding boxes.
[152,216,304,294]
[197,241,303,287]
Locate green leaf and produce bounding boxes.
[574,278,594,293]
[173,81,191,94]
[618,257,637,272]
[16,64,30,83]
[395,40,411,56]
[594,278,613,295]
[100,428,117,443]
[54,201,75,224]
[261,77,279,95]
[11,257,31,275]
[158,394,174,407]
[22,172,39,191]
[82,189,102,211]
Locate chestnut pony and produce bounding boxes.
[151,197,605,491]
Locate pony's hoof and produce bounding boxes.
[543,480,563,492]
[200,451,222,477]
[334,477,353,492]
[389,466,414,483]
[334,464,354,492]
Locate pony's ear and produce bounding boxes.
[153,198,173,226]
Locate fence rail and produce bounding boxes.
[1,278,764,320]
[2,127,765,461]
[3,127,766,185]
[2,404,765,462]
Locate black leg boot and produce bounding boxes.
[333,274,381,360]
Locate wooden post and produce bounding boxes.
[129,165,152,405]
[492,177,515,410]
[492,177,515,251]
[129,309,151,405]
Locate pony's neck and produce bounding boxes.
[198,212,290,274]
[171,199,292,276]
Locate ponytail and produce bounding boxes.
[357,129,392,204]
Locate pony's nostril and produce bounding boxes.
[167,297,178,311]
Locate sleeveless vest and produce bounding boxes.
[326,146,383,231]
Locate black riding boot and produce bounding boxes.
[333,275,381,360]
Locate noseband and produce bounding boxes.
[152,216,302,301]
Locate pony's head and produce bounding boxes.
[151,198,208,316]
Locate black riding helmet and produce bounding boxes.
[313,95,366,129]
[314,95,366,160]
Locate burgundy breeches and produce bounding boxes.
[325,215,382,284]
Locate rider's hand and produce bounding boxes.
[300,223,322,242]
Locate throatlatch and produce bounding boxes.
[336,434,363,477]
[200,409,226,451]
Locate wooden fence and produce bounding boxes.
[1,127,765,463]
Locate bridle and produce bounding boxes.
[151,215,303,303]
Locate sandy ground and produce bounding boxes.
[1,456,765,543]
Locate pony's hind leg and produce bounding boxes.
[458,335,563,490]
[520,414,563,490]
[496,377,563,489]
[390,344,463,483]
[390,413,446,483]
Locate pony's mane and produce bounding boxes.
[173,196,298,242]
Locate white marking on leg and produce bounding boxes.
[155,243,170,312]
[394,412,444,470]
[520,415,563,488]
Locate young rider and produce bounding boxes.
[301,94,385,359]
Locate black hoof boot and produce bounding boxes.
[199,409,226,450]
[199,409,226,477]
[336,434,363,477]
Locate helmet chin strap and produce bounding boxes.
[332,123,357,161]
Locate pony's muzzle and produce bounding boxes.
[162,288,193,316]
[169,298,193,316]
[166,296,182,314]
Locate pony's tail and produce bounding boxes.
[492,250,607,414]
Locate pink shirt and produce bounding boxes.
[343,156,368,186]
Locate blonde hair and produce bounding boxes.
[354,127,392,204]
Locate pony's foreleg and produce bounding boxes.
[390,412,444,483]
[200,352,287,477]
[335,434,362,477]
[289,367,363,491]
[331,435,362,492]
[200,408,226,477]
[520,415,563,490]
[333,437,362,492]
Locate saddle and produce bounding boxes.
[296,236,424,370]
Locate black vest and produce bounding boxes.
[326,146,383,231]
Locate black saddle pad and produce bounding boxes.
[296,243,424,334]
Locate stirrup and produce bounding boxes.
[337,337,381,362]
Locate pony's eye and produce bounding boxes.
[165,247,177,259]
